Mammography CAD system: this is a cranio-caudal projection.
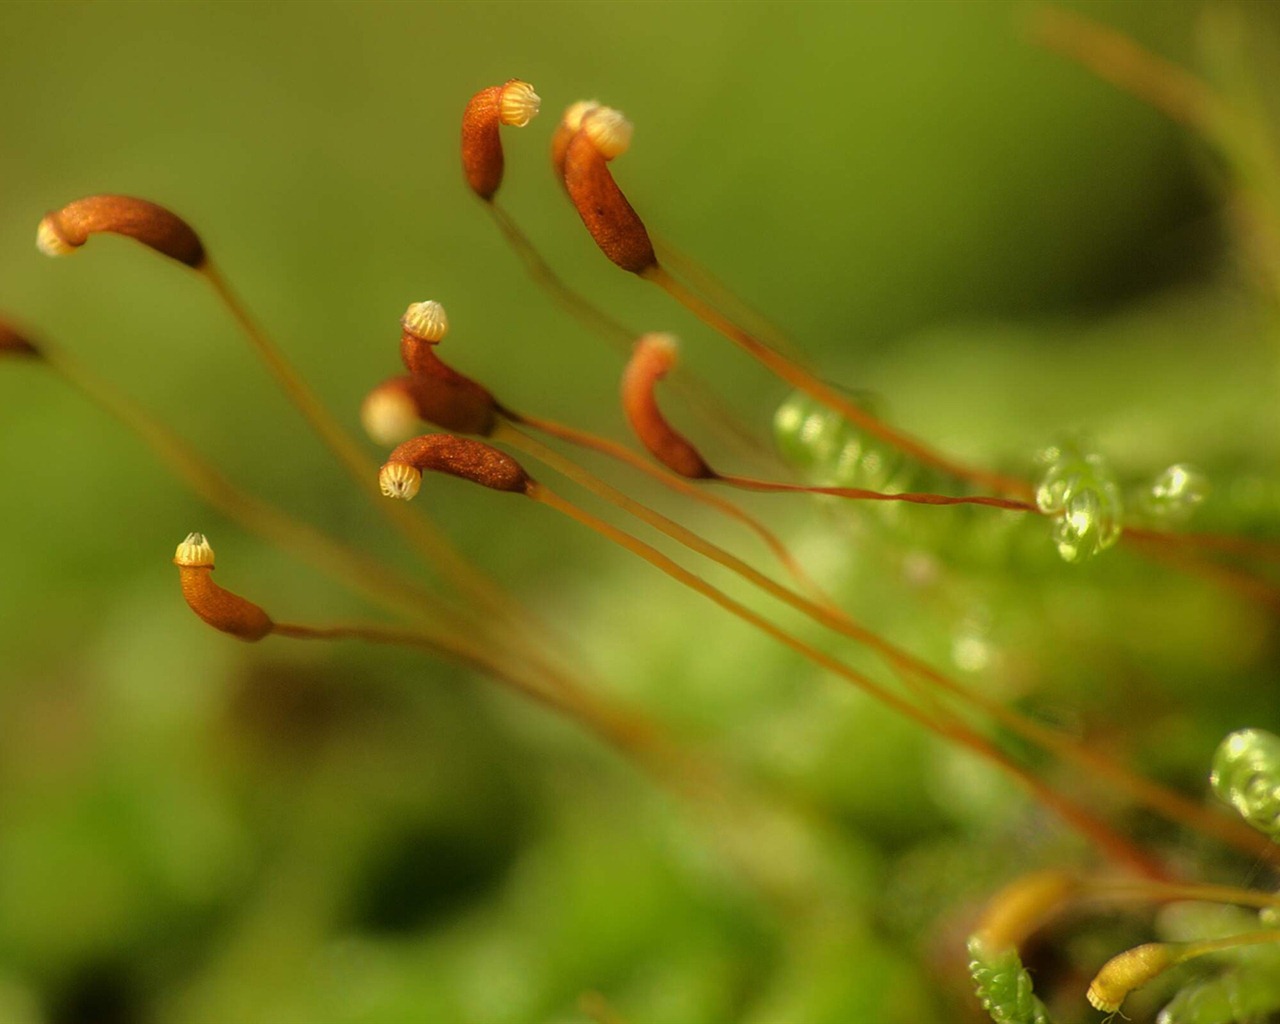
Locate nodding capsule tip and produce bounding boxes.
[380,462,422,501]
[361,378,420,447]
[562,109,655,274]
[1085,943,1178,1015]
[36,195,206,267]
[401,300,449,343]
[36,217,77,257]
[172,531,273,641]
[561,100,601,135]
[1085,985,1118,1014]
[552,100,602,188]
[499,80,541,128]
[638,331,680,364]
[386,434,531,493]
[174,531,216,568]
[622,330,712,479]
[582,106,634,160]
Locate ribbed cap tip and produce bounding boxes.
[583,106,634,159]
[36,216,76,257]
[561,99,600,135]
[173,531,215,567]
[379,462,422,501]
[500,80,541,127]
[638,331,680,363]
[401,300,449,343]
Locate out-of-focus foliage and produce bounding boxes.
[968,938,1054,1024]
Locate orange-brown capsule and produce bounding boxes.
[38,195,206,268]
[408,372,497,437]
[380,434,531,498]
[461,79,541,201]
[562,107,656,274]
[551,100,599,188]
[0,321,41,359]
[621,333,713,479]
[397,301,498,436]
[1086,943,1178,1013]
[172,533,273,642]
[362,370,498,442]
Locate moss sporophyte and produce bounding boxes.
[7,7,1280,1021]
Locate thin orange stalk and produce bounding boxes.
[202,267,484,584]
[621,331,1036,511]
[715,473,1037,512]
[487,202,634,349]
[270,621,677,776]
[1088,879,1280,912]
[200,263,585,676]
[37,336,605,719]
[524,481,1166,878]
[485,203,762,460]
[1126,532,1280,615]
[642,264,1035,499]
[652,234,811,365]
[496,412,834,606]
[1029,4,1223,132]
[173,532,690,791]
[32,193,517,618]
[1125,523,1280,564]
[498,424,1280,864]
[40,341,477,632]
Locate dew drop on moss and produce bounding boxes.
[1144,463,1209,523]
[1036,444,1122,564]
[773,388,902,490]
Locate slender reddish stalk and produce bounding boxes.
[32,332,605,722]
[379,306,828,600]
[496,413,834,607]
[171,533,697,794]
[622,331,1033,509]
[40,341,476,631]
[642,266,1035,498]
[498,424,1280,864]
[487,202,635,349]
[380,434,1166,869]
[32,194,522,618]
[1125,523,1280,563]
[1125,532,1280,614]
[271,621,679,776]
[652,235,811,365]
[199,264,584,674]
[715,473,1037,512]
[484,203,762,460]
[1029,4,1222,132]
[519,482,1162,876]
[556,107,1027,493]
[1087,879,1280,912]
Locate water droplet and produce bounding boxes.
[773,388,902,489]
[1211,728,1280,838]
[1036,444,1123,563]
[1144,462,1208,523]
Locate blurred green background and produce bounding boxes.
[2,2,1280,1022]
